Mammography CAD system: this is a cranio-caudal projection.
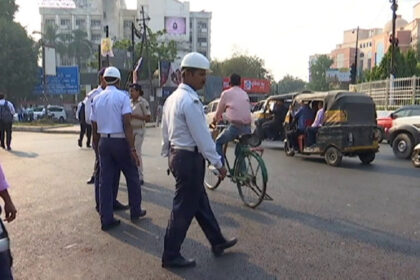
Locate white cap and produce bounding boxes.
[103,66,121,80]
[181,52,210,70]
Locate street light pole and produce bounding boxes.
[390,0,398,77]
[354,26,359,83]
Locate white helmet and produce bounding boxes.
[103,66,121,80]
[181,52,210,70]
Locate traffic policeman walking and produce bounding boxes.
[161,52,237,268]
[91,66,146,231]
[129,83,151,185]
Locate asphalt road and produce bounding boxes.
[1,128,420,279]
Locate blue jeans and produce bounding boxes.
[216,124,251,165]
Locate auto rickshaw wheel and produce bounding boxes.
[358,152,375,164]
[284,140,295,157]
[411,150,420,168]
[324,146,342,167]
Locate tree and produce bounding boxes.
[308,55,333,91]
[277,75,306,94]
[210,53,273,81]
[0,1,38,101]
[68,29,92,71]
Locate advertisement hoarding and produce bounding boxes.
[223,77,270,94]
[164,17,186,35]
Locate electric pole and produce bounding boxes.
[390,0,398,77]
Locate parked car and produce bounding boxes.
[388,115,420,159]
[33,106,45,120]
[46,105,67,122]
[377,105,420,142]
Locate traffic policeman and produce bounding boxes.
[161,52,237,268]
[91,66,146,231]
[129,83,151,185]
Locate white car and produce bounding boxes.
[205,99,220,126]
[46,105,67,122]
[33,106,45,120]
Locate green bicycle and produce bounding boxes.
[205,125,270,208]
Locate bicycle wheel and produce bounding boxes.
[204,160,221,190]
[234,151,267,208]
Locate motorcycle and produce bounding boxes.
[411,143,420,167]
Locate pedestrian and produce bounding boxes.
[0,93,15,151]
[161,52,237,268]
[76,96,91,148]
[156,102,163,127]
[85,68,106,185]
[91,66,146,231]
[129,83,151,185]
[0,162,17,280]
[262,99,288,140]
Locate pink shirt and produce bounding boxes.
[0,163,10,191]
[215,86,252,125]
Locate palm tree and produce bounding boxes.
[68,29,92,71]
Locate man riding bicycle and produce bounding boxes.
[213,73,252,165]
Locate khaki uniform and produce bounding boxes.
[131,97,151,181]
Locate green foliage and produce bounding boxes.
[0,1,38,101]
[0,0,18,21]
[276,75,306,94]
[308,55,333,91]
[113,29,177,79]
[68,29,93,71]
[210,52,273,81]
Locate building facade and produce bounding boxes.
[39,0,212,67]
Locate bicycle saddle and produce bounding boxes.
[238,133,261,147]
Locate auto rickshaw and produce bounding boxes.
[284,91,380,167]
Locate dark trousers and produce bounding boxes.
[163,149,225,261]
[306,127,319,147]
[0,121,12,148]
[287,129,304,150]
[79,123,92,146]
[98,138,142,225]
[93,144,121,211]
[0,220,13,280]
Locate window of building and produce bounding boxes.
[91,19,101,27]
[336,53,345,68]
[123,20,132,28]
[76,19,85,27]
[197,37,207,43]
[91,33,101,42]
[45,19,55,27]
[60,18,71,28]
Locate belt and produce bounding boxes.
[100,133,126,138]
[171,145,198,153]
[230,120,251,127]
[0,238,9,253]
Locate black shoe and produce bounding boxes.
[6,146,11,151]
[78,139,82,147]
[86,176,95,184]
[139,179,144,186]
[101,219,120,231]
[86,143,91,148]
[113,201,130,211]
[212,237,238,256]
[130,209,147,221]
[162,256,196,268]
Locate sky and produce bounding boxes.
[14,0,420,81]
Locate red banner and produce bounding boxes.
[223,77,270,94]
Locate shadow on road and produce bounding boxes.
[110,212,277,279]
[119,182,274,227]
[260,203,420,258]
[8,150,38,158]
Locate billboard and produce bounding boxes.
[34,66,80,95]
[164,17,186,35]
[326,69,351,83]
[44,46,56,76]
[223,78,271,94]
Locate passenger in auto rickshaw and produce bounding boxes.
[262,99,288,140]
[306,101,325,147]
[287,100,315,150]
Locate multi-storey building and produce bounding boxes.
[39,0,212,67]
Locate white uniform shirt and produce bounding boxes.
[85,86,103,125]
[0,100,15,115]
[161,83,222,169]
[90,86,132,134]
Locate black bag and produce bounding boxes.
[78,102,86,123]
[0,102,13,123]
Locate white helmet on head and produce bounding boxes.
[103,66,121,80]
[181,52,210,70]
